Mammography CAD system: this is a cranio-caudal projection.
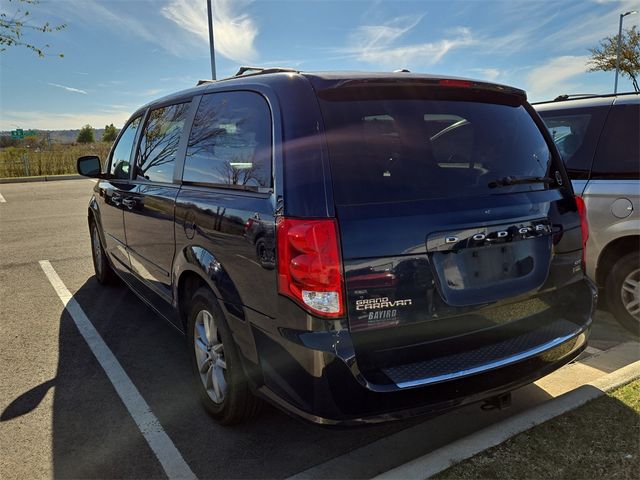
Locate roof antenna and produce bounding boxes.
[207,0,217,80]
[394,69,411,73]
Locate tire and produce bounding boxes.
[256,237,275,270]
[605,251,640,336]
[187,287,262,425]
[90,219,118,285]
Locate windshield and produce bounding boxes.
[319,95,556,205]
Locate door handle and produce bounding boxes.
[122,198,136,209]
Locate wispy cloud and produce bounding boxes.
[47,83,87,95]
[142,88,164,97]
[542,0,639,50]
[341,16,476,68]
[53,0,165,51]
[48,0,212,57]
[161,0,258,63]
[0,109,131,130]
[525,55,589,101]
[469,68,501,82]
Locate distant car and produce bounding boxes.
[76,68,595,425]
[535,93,639,335]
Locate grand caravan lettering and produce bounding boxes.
[356,297,413,310]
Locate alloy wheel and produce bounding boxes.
[91,225,103,276]
[194,310,228,404]
[621,268,640,322]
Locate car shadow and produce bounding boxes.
[1,276,560,479]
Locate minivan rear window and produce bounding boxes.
[319,94,557,205]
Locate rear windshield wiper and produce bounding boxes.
[488,175,554,188]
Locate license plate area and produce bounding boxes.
[427,220,552,306]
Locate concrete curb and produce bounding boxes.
[0,175,84,184]
[375,360,640,479]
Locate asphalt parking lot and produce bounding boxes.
[0,179,637,480]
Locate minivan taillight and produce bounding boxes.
[575,195,589,269]
[276,218,344,317]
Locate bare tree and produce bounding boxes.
[216,156,261,186]
[0,0,66,58]
[137,104,190,177]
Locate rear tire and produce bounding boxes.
[90,219,118,285]
[605,251,640,336]
[187,287,262,425]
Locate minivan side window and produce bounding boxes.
[109,116,141,179]
[136,102,191,183]
[183,91,272,190]
[539,106,609,180]
[591,104,640,179]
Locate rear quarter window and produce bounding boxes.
[591,104,640,179]
[538,105,609,180]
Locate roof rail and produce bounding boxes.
[552,93,599,102]
[194,67,299,86]
[531,91,639,105]
[234,66,298,77]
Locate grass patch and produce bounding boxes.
[435,380,640,479]
[0,143,111,178]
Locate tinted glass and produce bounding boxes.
[592,104,640,179]
[136,102,190,183]
[109,116,141,179]
[539,106,609,179]
[319,95,557,205]
[184,92,271,189]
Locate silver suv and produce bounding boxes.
[535,93,639,334]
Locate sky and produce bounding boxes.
[0,0,638,130]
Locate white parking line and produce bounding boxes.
[39,260,196,480]
[0,192,6,203]
[235,253,262,267]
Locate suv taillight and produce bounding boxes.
[575,195,589,270]
[276,218,344,317]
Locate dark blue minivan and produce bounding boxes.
[77,69,595,425]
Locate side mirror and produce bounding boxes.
[77,155,102,178]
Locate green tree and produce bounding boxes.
[0,0,66,58]
[102,123,118,143]
[587,25,640,92]
[77,124,95,144]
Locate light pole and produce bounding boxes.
[207,0,217,80]
[614,10,637,94]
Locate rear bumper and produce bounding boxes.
[250,279,596,426]
[255,325,588,425]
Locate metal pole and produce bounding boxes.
[614,14,624,94]
[207,0,217,80]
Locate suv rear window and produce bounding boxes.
[319,93,557,205]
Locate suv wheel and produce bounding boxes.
[606,251,640,336]
[90,219,118,285]
[187,287,262,424]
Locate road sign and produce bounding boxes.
[25,129,37,137]
[11,129,24,139]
